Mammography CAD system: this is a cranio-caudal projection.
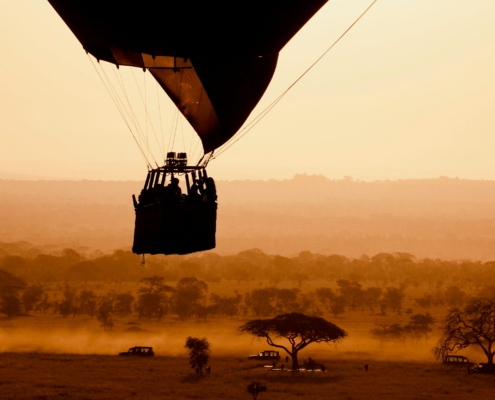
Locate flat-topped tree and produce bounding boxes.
[239,312,347,371]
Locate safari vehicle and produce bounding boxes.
[248,350,281,360]
[119,346,155,357]
[468,363,494,374]
[443,355,469,365]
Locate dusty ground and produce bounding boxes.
[1,280,493,398]
[0,353,493,400]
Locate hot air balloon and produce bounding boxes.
[48,0,329,255]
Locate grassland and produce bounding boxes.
[0,353,493,400]
[1,280,493,399]
[0,279,454,359]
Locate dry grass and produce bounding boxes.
[0,353,493,399]
[1,280,492,398]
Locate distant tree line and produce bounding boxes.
[370,312,436,346]
[1,248,494,322]
[3,244,494,368]
[1,277,493,328]
[1,248,495,290]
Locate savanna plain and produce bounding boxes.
[1,267,494,399]
[1,352,492,400]
[1,178,495,399]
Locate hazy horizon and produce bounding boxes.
[3,175,495,260]
[2,171,495,183]
[2,2,495,398]
[2,1,495,181]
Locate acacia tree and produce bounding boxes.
[370,323,405,347]
[185,337,210,374]
[0,269,26,317]
[58,285,76,318]
[96,296,114,330]
[173,277,208,319]
[444,285,466,308]
[246,288,278,316]
[137,276,173,319]
[239,312,347,371]
[434,298,495,366]
[114,292,135,317]
[337,280,363,311]
[79,290,97,318]
[404,312,436,343]
[21,283,44,313]
[383,287,405,315]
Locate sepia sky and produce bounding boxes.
[1,0,494,181]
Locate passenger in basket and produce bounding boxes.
[138,188,152,206]
[189,183,202,202]
[167,177,182,199]
[203,177,217,202]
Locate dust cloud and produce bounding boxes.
[0,327,263,358]
[0,325,442,363]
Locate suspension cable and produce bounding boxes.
[196,154,205,167]
[155,80,166,159]
[167,108,177,153]
[112,67,153,159]
[87,55,151,168]
[144,71,148,162]
[190,134,201,165]
[169,71,184,152]
[130,69,164,164]
[170,107,179,151]
[100,64,157,166]
[212,0,378,160]
[180,114,186,154]
[203,151,214,167]
[188,120,196,160]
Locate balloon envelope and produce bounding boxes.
[48,0,328,153]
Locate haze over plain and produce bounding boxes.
[2,176,495,260]
[3,5,495,398]
[1,0,495,181]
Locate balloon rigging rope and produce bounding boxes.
[108,66,156,166]
[113,68,152,159]
[87,54,151,168]
[170,71,184,152]
[167,108,177,153]
[167,79,179,152]
[188,117,196,161]
[211,0,378,161]
[155,81,166,159]
[180,115,186,155]
[144,72,148,162]
[124,69,150,151]
[191,134,202,165]
[98,61,157,167]
[130,69,164,163]
[171,107,180,151]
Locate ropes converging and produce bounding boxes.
[211,0,379,161]
[83,0,378,169]
[87,55,152,168]
[54,0,379,256]
[87,55,202,169]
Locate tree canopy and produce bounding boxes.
[239,312,347,370]
[185,337,211,374]
[434,297,495,366]
[0,269,27,317]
